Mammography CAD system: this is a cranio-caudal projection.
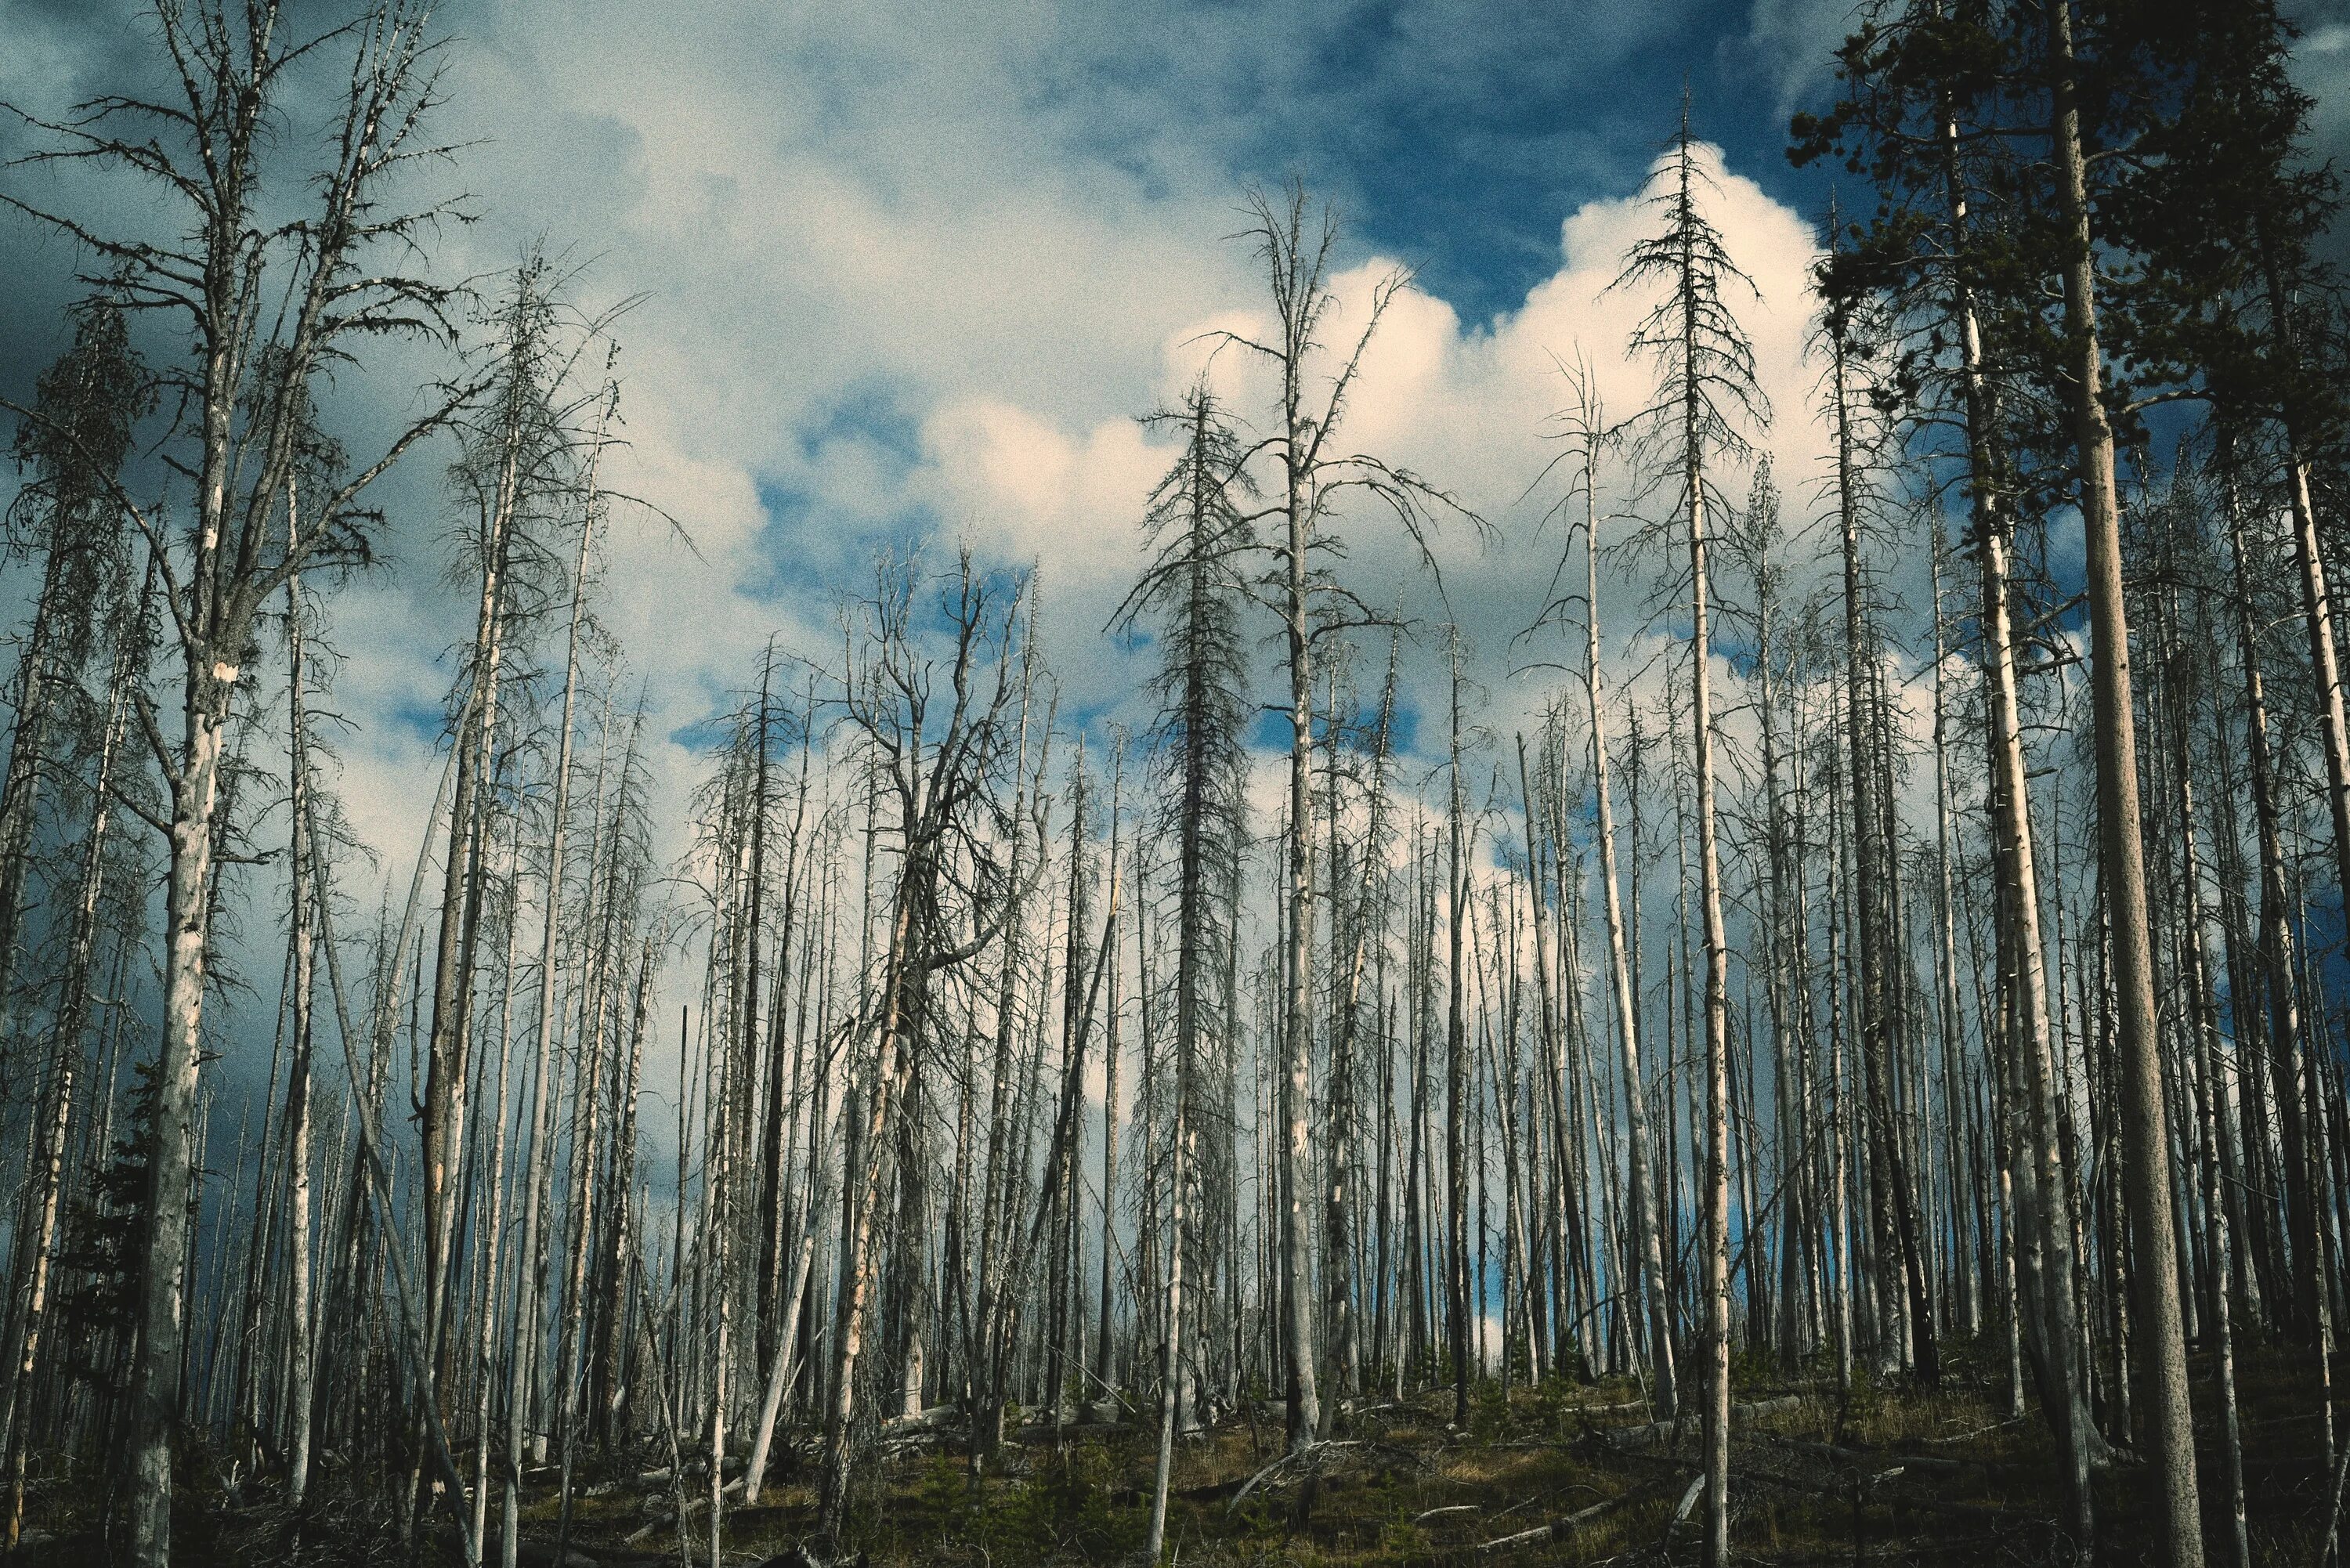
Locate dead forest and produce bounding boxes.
[6,2,2350,1566]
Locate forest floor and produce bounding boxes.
[15,1338,2350,1565]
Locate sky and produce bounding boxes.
[0,0,2345,1123]
[0,0,1863,863]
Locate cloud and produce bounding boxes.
[1741,0,1868,117]
[923,139,1836,783]
[0,0,1918,1171]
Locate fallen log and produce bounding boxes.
[620,1476,747,1546]
[1474,1487,1650,1555]
[880,1404,960,1435]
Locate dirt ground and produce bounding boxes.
[15,1338,2349,1565]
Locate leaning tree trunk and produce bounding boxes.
[818,804,952,1540]
[2046,6,2203,1562]
[424,412,523,1397]
[0,544,71,1083]
[1939,71,2096,1545]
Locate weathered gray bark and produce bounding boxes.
[2,591,132,1547]
[1824,273,1936,1386]
[1937,71,2095,1545]
[1571,385,1675,1418]
[504,380,609,1568]
[283,518,319,1507]
[90,12,467,1557]
[1445,634,1473,1432]
[2046,6,2202,1562]
[2164,580,2249,1568]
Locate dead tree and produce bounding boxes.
[1218,180,1470,1453]
[815,552,1025,1550]
[1611,98,1768,1568]
[0,6,474,1559]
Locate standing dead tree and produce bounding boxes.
[0,300,146,1089]
[1216,179,1473,1454]
[1815,235,1939,1387]
[1526,355,1677,1418]
[814,551,1025,1555]
[0,5,475,1561]
[1115,384,1256,1557]
[1609,99,1769,1568]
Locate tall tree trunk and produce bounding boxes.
[1657,128,1736,1566]
[503,378,609,1567]
[0,544,71,1083]
[425,402,525,1394]
[1445,634,1473,1432]
[127,649,236,1568]
[1939,69,2096,1544]
[283,530,320,1507]
[1094,757,1124,1401]
[1828,287,1937,1387]
[1579,420,1676,1418]
[2046,7,2202,1560]
[2,588,132,1546]
[1282,449,1323,1450]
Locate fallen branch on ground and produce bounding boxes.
[1474,1487,1649,1555]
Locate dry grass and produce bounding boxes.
[16,1340,2350,1564]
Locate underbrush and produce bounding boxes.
[18,1339,2350,1564]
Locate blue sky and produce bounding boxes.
[2,0,2343,862]
[0,0,2291,885]
[0,0,2345,1129]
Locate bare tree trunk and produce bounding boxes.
[1281,471,1322,1451]
[1826,280,1937,1387]
[1321,655,1392,1429]
[504,378,610,1568]
[1445,634,1473,1432]
[129,649,237,1568]
[426,370,526,1398]
[283,532,320,1508]
[0,546,70,1083]
[1144,1036,1191,1563]
[2,591,132,1547]
[1929,531,1979,1340]
[1095,756,1125,1400]
[2046,8,2201,1561]
[470,822,522,1553]
[818,886,919,1539]
[1683,337,1734,1568]
[1937,72,2095,1544]
[1575,406,1675,1418]
[2166,587,2250,1568]
[740,1042,841,1501]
